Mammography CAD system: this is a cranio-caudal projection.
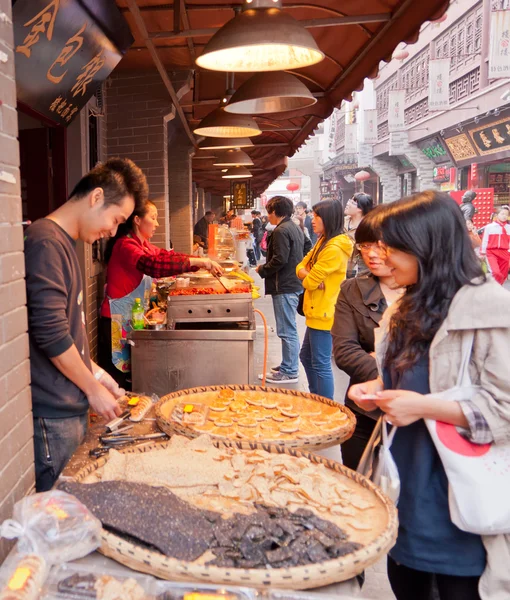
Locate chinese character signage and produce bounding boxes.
[389,131,408,156]
[468,117,510,156]
[13,0,133,126]
[489,10,510,79]
[444,133,478,162]
[388,90,406,132]
[362,109,378,144]
[428,59,450,111]
[433,166,452,184]
[344,123,358,155]
[417,136,450,164]
[230,180,253,209]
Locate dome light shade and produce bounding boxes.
[195,7,324,73]
[213,149,254,167]
[193,108,261,138]
[222,166,253,179]
[224,72,316,115]
[198,137,254,150]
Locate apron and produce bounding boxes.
[109,274,152,373]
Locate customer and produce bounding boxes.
[344,192,374,278]
[295,201,317,245]
[296,200,352,399]
[348,191,510,600]
[193,210,215,250]
[251,210,263,261]
[24,158,147,492]
[257,196,304,384]
[99,199,222,388]
[332,209,404,469]
[480,205,510,285]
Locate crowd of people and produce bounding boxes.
[21,153,510,600]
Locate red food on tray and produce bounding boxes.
[169,287,249,296]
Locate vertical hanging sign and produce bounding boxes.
[388,90,406,132]
[363,109,378,143]
[428,59,450,110]
[489,10,510,79]
[344,123,358,154]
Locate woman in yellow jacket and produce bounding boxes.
[296,199,353,399]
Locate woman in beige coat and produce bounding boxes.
[349,191,510,600]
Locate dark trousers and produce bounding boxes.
[98,316,131,390]
[33,414,88,492]
[387,556,481,600]
[341,410,378,470]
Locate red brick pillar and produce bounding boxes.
[167,121,194,254]
[0,0,35,561]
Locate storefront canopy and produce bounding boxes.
[116,0,450,195]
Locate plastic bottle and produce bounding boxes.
[132,298,145,330]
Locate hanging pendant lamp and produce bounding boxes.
[224,72,316,115]
[198,137,254,150]
[193,108,261,138]
[213,148,254,167]
[195,0,324,73]
[222,166,253,179]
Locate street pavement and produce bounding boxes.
[251,271,395,600]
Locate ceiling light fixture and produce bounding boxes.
[213,148,254,167]
[195,0,324,73]
[193,108,262,138]
[222,166,253,179]
[198,137,254,150]
[224,72,316,115]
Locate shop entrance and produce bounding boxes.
[18,108,67,223]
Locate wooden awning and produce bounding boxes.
[116,0,450,195]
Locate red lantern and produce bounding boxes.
[286,182,300,192]
[431,13,447,24]
[354,170,371,182]
[392,49,409,61]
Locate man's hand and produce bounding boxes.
[87,382,122,421]
[348,377,384,412]
[96,369,126,399]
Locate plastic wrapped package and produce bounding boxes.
[373,423,400,504]
[0,553,49,600]
[152,580,259,600]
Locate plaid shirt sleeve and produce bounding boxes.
[136,250,194,278]
[457,400,494,444]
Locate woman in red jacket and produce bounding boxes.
[480,206,510,285]
[98,199,222,388]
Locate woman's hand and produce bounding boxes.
[297,268,309,280]
[348,377,383,412]
[372,390,430,427]
[194,258,223,276]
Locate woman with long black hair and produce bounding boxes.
[296,199,353,399]
[349,191,510,600]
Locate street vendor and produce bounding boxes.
[25,158,147,492]
[98,198,222,389]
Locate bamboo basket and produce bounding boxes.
[156,385,356,451]
[71,440,398,590]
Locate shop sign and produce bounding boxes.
[388,90,406,132]
[428,59,450,111]
[468,117,510,156]
[344,123,358,154]
[433,166,452,183]
[230,180,253,209]
[444,133,478,162]
[335,163,359,175]
[417,136,450,164]
[389,131,408,156]
[13,0,132,126]
[362,109,378,144]
[489,10,510,79]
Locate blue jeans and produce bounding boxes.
[33,414,88,492]
[272,293,300,377]
[253,242,261,261]
[299,327,334,399]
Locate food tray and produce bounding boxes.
[155,385,355,451]
[70,441,398,590]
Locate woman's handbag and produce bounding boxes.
[297,292,305,317]
[425,331,510,535]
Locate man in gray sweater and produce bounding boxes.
[25,158,148,491]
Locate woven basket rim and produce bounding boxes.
[155,385,356,450]
[70,438,398,587]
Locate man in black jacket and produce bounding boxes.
[257,196,304,384]
[251,210,263,261]
[193,210,216,250]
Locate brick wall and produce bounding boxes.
[0,0,35,561]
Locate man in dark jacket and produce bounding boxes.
[251,210,263,261]
[257,196,304,384]
[193,210,216,250]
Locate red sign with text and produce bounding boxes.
[450,188,494,229]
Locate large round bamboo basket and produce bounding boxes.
[156,385,355,451]
[71,440,398,590]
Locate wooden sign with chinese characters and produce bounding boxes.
[230,180,253,209]
[13,0,133,126]
[444,133,478,162]
[468,117,510,156]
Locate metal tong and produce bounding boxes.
[89,431,169,458]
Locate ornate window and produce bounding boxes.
[375,73,398,123]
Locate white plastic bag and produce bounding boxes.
[0,491,102,562]
[373,421,401,504]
